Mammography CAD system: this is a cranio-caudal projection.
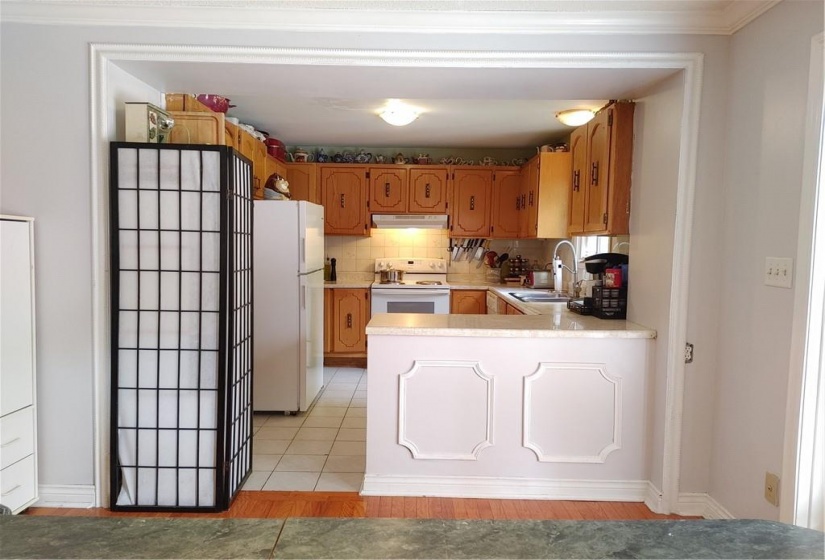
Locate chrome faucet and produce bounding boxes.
[612,241,630,253]
[552,240,578,295]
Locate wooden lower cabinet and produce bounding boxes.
[324,288,370,358]
[506,303,524,315]
[450,290,487,314]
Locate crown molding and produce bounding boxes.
[0,0,782,35]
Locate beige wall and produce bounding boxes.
[326,231,551,283]
[710,0,824,519]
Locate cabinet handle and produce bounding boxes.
[521,193,526,208]
[425,184,431,198]
[340,193,345,208]
[573,170,580,191]
[470,195,475,210]
[1,437,21,448]
[591,162,599,185]
[516,196,520,210]
[529,191,534,206]
[346,313,353,328]
[385,183,390,197]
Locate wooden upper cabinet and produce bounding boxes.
[224,121,240,151]
[369,167,407,213]
[450,168,492,237]
[568,126,588,235]
[321,165,369,236]
[569,101,635,236]
[285,163,319,204]
[521,152,571,239]
[168,111,225,145]
[584,108,611,232]
[491,169,522,239]
[450,290,487,314]
[252,141,268,200]
[331,289,370,354]
[263,155,286,190]
[519,159,539,238]
[409,167,449,213]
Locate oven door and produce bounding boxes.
[371,288,450,317]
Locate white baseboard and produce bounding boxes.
[644,481,665,513]
[676,492,734,519]
[36,485,96,509]
[362,475,650,501]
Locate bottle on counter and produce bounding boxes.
[329,257,337,282]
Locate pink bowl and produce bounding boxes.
[196,94,236,113]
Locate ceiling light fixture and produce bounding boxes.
[556,109,596,127]
[378,101,420,127]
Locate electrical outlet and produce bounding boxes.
[765,472,780,506]
[764,257,793,288]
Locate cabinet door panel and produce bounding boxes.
[521,160,540,238]
[168,111,225,145]
[0,220,34,416]
[286,163,319,204]
[369,168,407,212]
[491,170,521,239]
[321,166,368,235]
[409,168,448,213]
[323,288,333,354]
[332,289,368,353]
[584,108,612,232]
[450,290,487,314]
[451,169,492,237]
[568,126,588,235]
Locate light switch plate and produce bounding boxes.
[764,257,793,288]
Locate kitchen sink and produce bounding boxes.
[508,292,570,303]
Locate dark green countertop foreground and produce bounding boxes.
[2,516,823,559]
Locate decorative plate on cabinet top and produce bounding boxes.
[355,150,372,163]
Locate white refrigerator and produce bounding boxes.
[253,201,325,412]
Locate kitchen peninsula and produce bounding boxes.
[363,300,656,502]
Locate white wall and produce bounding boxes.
[626,71,685,492]
[0,16,741,509]
[711,0,824,519]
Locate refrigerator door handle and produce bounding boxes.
[301,285,307,309]
[301,236,306,265]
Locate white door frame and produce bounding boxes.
[781,31,825,529]
[89,45,704,511]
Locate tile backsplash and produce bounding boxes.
[325,231,558,283]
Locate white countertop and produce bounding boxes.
[366,303,656,339]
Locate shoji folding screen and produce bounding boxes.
[109,143,252,511]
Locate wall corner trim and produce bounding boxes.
[677,492,735,519]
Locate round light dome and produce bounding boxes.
[556,109,596,127]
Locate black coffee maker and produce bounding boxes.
[577,253,630,319]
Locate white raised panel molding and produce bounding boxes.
[398,360,493,460]
[523,362,621,463]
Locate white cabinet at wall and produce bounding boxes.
[0,216,38,514]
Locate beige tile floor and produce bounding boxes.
[243,367,367,492]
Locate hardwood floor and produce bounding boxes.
[26,492,698,520]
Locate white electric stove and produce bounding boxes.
[371,257,450,316]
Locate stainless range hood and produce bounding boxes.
[371,214,449,229]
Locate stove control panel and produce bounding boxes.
[375,257,447,273]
